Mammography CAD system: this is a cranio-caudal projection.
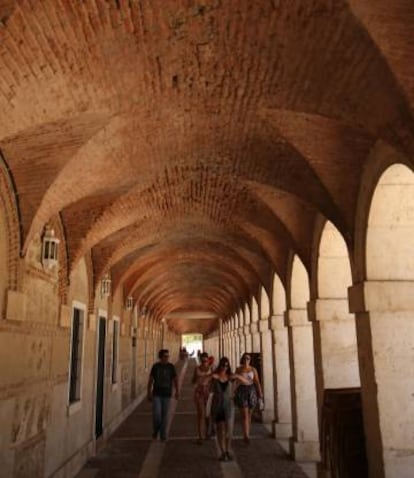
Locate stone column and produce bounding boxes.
[161,319,167,349]
[232,323,239,367]
[223,323,228,357]
[349,281,414,478]
[238,327,245,356]
[227,323,232,358]
[229,326,234,364]
[231,318,237,365]
[271,314,292,451]
[308,298,360,421]
[259,318,275,424]
[219,319,223,357]
[225,323,231,358]
[251,322,261,353]
[286,308,319,475]
[243,324,252,352]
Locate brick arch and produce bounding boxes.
[113,240,263,299]
[353,140,413,283]
[0,152,21,291]
[290,255,310,309]
[310,214,354,301]
[84,251,95,315]
[49,213,69,305]
[272,272,286,316]
[132,260,246,316]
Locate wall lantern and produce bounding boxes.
[42,225,60,269]
[126,296,134,310]
[100,273,111,298]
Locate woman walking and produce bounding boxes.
[192,352,212,443]
[210,357,249,461]
[234,353,263,444]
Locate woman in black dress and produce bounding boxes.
[210,357,249,461]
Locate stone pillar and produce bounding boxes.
[251,322,261,353]
[286,308,319,474]
[349,281,414,478]
[225,323,231,359]
[232,326,239,367]
[308,298,360,421]
[244,324,252,352]
[259,318,275,424]
[271,314,292,451]
[223,325,228,357]
[230,328,235,365]
[161,319,167,348]
[226,323,231,358]
[238,327,245,357]
[219,319,223,357]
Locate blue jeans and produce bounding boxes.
[152,395,171,440]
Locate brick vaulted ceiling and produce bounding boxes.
[0,1,413,334]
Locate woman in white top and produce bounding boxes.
[192,352,212,443]
[234,353,263,444]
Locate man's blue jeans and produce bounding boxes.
[152,395,171,440]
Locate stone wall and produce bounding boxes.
[0,222,180,478]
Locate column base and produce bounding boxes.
[291,438,319,478]
[383,447,414,478]
[273,422,292,453]
[290,438,320,462]
[261,409,274,424]
[298,461,318,478]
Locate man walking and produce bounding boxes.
[147,349,179,442]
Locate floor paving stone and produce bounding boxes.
[77,359,310,477]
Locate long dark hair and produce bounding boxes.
[215,356,232,375]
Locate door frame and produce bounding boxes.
[94,308,107,439]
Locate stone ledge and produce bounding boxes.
[349,280,414,313]
[307,298,352,322]
[259,319,270,333]
[284,309,309,327]
[270,315,285,330]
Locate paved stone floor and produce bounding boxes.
[77,359,308,478]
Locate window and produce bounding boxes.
[112,319,119,384]
[69,307,85,403]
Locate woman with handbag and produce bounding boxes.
[192,352,212,444]
[209,357,250,461]
[234,353,264,445]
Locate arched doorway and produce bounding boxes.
[356,164,414,478]
[313,221,360,405]
[287,256,319,471]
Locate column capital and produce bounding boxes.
[307,298,352,322]
[259,318,270,333]
[238,327,245,337]
[270,314,285,330]
[284,308,309,327]
[250,322,259,334]
[349,280,414,313]
[243,325,250,335]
